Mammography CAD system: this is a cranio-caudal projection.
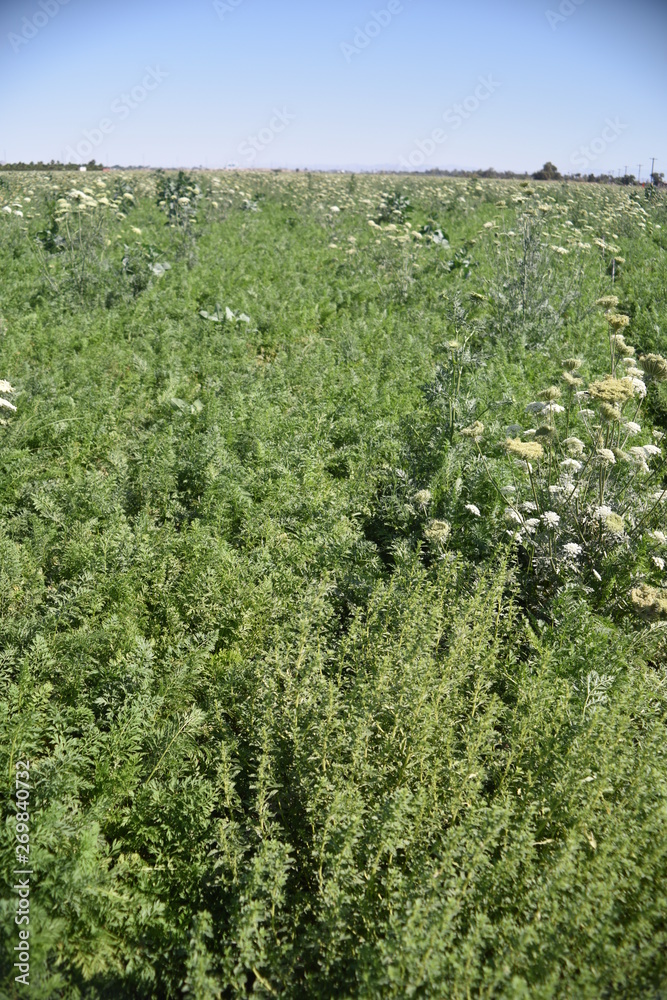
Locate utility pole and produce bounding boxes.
[650,157,656,183]
[638,164,642,183]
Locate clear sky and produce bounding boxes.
[1,0,666,175]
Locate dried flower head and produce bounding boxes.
[505,438,544,461]
[631,583,667,619]
[561,358,583,372]
[538,386,562,402]
[562,371,581,387]
[424,519,451,546]
[588,378,634,403]
[639,354,667,382]
[610,334,635,358]
[607,314,630,331]
[460,421,485,441]
[596,295,619,309]
[599,402,622,423]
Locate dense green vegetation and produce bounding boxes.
[1,169,667,998]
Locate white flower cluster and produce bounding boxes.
[483,329,667,590]
[0,379,16,422]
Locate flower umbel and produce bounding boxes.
[505,438,544,461]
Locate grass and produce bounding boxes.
[1,169,667,998]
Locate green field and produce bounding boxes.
[1,169,667,998]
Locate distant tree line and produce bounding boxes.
[418,162,664,187]
[0,160,104,171]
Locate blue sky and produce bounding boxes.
[1,0,666,174]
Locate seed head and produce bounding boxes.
[599,402,622,423]
[639,354,667,382]
[460,421,484,441]
[607,314,630,331]
[424,519,451,546]
[561,358,583,372]
[596,295,619,309]
[631,583,667,619]
[505,438,544,461]
[588,378,633,403]
[538,386,562,401]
